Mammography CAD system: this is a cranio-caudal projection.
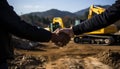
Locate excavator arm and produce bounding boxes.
[88,5,105,19]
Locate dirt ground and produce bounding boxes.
[8,40,120,69]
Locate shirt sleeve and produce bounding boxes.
[72,0,120,35]
[0,1,52,42]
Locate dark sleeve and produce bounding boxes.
[0,1,52,42]
[72,0,120,35]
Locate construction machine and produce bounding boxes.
[74,5,120,45]
[44,17,65,32]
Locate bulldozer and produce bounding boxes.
[74,5,120,45]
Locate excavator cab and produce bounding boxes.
[49,17,65,32]
[50,22,61,32]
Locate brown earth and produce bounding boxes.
[8,40,120,69]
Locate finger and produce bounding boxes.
[59,29,70,36]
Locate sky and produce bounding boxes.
[8,0,116,15]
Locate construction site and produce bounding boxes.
[6,1,120,69]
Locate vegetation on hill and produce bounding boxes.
[20,5,120,29]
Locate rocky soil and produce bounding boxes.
[8,40,120,69]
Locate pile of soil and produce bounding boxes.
[95,50,120,69]
[8,41,120,69]
[8,52,48,69]
[8,50,120,69]
[46,56,85,69]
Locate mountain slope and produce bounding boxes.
[21,5,110,18]
[23,9,76,18]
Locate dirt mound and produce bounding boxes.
[46,56,85,69]
[46,56,112,69]
[95,50,120,69]
[8,41,120,69]
[8,52,48,69]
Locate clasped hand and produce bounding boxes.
[51,28,74,47]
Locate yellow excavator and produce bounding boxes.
[45,17,65,32]
[87,5,117,35]
[74,5,119,45]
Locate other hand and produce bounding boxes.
[55,28,74,37]
[51,32,71,47]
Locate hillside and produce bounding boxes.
[21,5,110,18]
[20,5,120,29]
[22,9,76,18]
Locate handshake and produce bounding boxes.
[51,28,74,47]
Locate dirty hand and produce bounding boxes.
[51,32,71,47]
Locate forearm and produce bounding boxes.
[72,0,120,35]
[7,20,52,42]
[10,22,52,42]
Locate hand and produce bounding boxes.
[55,28,74,37]
[51,32,71,47]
